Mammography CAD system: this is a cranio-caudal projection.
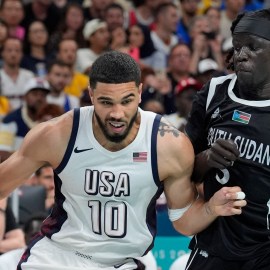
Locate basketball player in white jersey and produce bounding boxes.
[0,51,246,270]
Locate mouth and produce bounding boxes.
[108,121,125,133]
[235,63,251,72]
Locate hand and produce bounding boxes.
[207,186,247,217]
[205,139,240,169]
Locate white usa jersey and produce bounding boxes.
[40,106,164,265]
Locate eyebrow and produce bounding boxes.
[97,93,135,101]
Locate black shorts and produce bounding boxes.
[185,248,270,270]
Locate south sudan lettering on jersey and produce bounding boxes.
[208,127,270,167]
[186,74,270,261]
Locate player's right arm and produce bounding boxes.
[0,112,73,199]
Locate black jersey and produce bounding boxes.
[186,73,270,260]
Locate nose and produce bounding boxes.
[236,46,248,61]
[110,104,124,119]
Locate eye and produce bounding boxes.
[234,46,241,52]
[249,44,258,51]
[122,99,132,105]
[101,100,112,106]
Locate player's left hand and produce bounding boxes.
[206,186,247,217]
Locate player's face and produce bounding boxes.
[233,33,270,98]
[90,82,142,143]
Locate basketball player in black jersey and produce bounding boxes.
[185,8,270,270]
[0,51,245,270]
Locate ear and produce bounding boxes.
[88,86,94,104]
[138,83,143,104]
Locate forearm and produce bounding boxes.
[0,199,7,239]
[0,230,26,253]
[0,211,6,239]
[172,197,217,236]
[191,151,211,183]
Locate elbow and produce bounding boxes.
[172,220,195,237]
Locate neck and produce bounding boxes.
[31,46,45,59]
[3,64,19,79]
[155,27,171,45]
[170,71,189,82]
[238,81,270,100]
[91,44,106,54]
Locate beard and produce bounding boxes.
[94,110,138,143]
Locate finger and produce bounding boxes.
[233,200,247,208]
[208,152,232,168]
[211,143,238,162]
[225,190,246,200]
[216,139,240,157]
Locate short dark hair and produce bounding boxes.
[89,51,141,89]
[105,3,124,15]
[47,59,71,73]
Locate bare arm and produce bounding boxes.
[0,228,26,253]
[159,120,246,236]
[0,112,73,199]
[0,198,7,239]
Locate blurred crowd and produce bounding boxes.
[0,0,267,269]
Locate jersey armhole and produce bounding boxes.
[151,114,162,187]
[54,108,80,174]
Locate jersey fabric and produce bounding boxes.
[186,73,270,260]
[18,106,163,269]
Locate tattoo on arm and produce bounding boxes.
[158,121,180,137]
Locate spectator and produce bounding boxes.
[21,0,62,35]
[220,0,245,39]
[36,103,64,122]
[127,23,163,71]
[0,0,25,40]
[0,38,34,110]
[141,43,193,115]
[79,88,92,107]
[21,20,51,76]
[46,60,80,111]
[0,197,26,255]
[76,19,110,74]
[0,95,10,121]
[176,0,200,45]
[57,39,89,98]
[0,19,8,68]
[83,0,115,21]
[164,77,202,131]
[204,6,222,38]
[188,15,224,75]
[32,164,55,212]
[196,58,223,85]
[48,2,86,54]
[104,2,126,32]
[0,77,50,161]
[128,0,171,30]
[141,97,165,115]
[150,3,179,70]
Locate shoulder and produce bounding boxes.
[20,111,74,167]
[157,117,194,180]
[19,68,34,77]
[2,109,21,123]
